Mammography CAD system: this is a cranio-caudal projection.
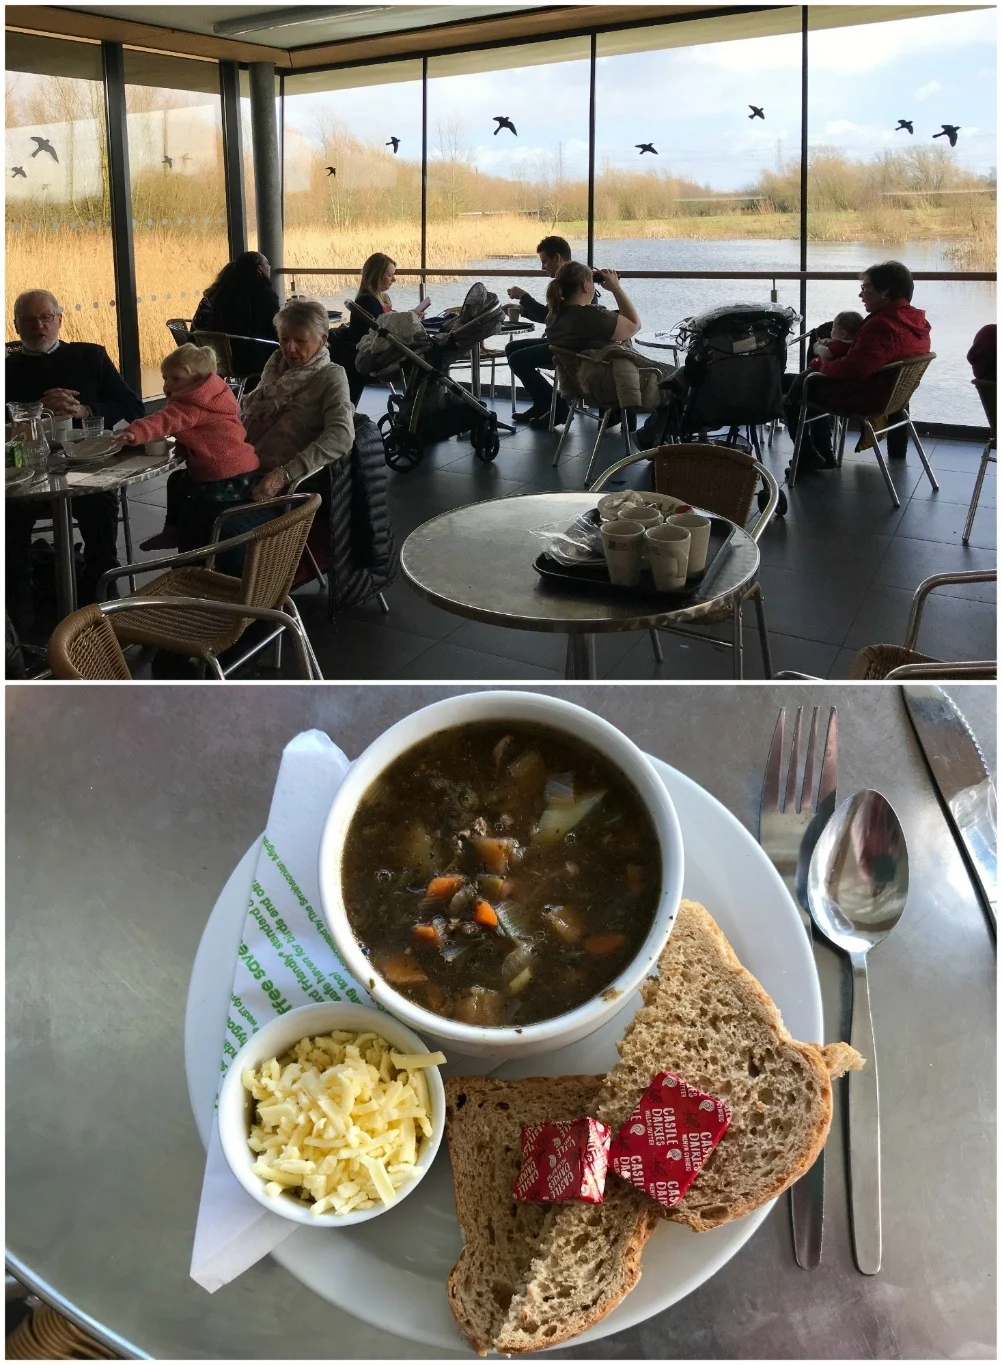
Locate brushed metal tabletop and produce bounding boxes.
[401,492,760,633]
[5,685,996,1360]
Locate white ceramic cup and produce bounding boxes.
[601,518,645,586]
[144,438,170,457]
[646,523,690,591]
[51,416,74,446]
[668,513,711,576]
[505,302,521,323]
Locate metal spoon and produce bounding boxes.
[807,790,908,1276]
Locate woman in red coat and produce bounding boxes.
[784,260,931,471]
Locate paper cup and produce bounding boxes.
[668,513,711,575]
[646,524,690,591]
[601,519,645,586]
[618,505,661,530]
[505,303,521,323]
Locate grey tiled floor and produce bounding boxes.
[113,387,996,680]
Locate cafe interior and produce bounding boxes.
[4,1,997,681]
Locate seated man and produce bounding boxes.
[6,289,145,627]
[783,260,931,472]
[504,234,575,427]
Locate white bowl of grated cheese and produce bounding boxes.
[217,1002,446,1225]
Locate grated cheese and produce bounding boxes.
[242,1030,445,1216]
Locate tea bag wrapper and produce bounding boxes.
[609,1071,730,1210]
[513,1118,611,1204]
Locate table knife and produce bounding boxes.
[902,685,996,937]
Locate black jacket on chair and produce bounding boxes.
[326,413,398,616]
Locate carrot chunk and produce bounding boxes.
[376,952,429,985]
[474,899,499,928]
[426,874,465,900]
[412,922,442,946]
[583,933,626,957]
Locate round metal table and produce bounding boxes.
[400,491,759,678]
[6,446,182,621]
[4,684,996,1360]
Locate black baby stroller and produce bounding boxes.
[349,282,508,471]
[660,302,800,514]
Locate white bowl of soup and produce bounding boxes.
[318,691,684,1059]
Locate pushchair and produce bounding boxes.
[657,302,800,515]
[349,282,509,472]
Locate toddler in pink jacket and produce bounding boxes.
[116,343,260,552]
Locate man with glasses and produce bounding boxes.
[6,289,144,629]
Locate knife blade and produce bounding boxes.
[902,685,996,936]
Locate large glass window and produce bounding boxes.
[425,39,590,314]
[596,13,803,341]
[239,68,257,254]
[124,49,227,395]
[806,8,997,425]
[283,61,423,313]
[5,33,119,364]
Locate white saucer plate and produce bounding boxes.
[185,754,819,1354]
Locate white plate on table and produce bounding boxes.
[185,755,819,1354]
[64,435,123,464]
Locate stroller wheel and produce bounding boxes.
[382,422,423,472]
[471,419,500,463]
[759,486,788,517]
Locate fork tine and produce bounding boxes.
[800,706,820,813]
[817,706,838,807]
[784,707,804,813]
[762,709,786,813]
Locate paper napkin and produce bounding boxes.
[191,729,372,1292]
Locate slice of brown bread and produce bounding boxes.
[588,898,864,1232]
[444,1075,658,1356]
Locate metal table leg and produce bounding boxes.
[52,498,78,621]
[564,633,597,680]
[471,341,482,400]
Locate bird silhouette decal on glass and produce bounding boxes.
[162,155,173,168]
[748,105,765,120]
[30,136,58,162]
[636,142,658,155]
[493,116,517,136]
[386,137,400,153]
[895,119,914,134]
[933,124,960,147]
[12,166,26,178]
[325,165,337,176]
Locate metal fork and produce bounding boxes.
[758,704,838,1269]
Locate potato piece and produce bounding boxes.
[401,821,437,877]
[453,986,505,1026]
[376,952,429,986]
[543,904,583,945]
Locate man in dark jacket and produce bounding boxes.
[784,260,931,470]
[504,234,573,427]
[6,289,145,627]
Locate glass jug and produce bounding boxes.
[7,401,54,475]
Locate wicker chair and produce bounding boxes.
[94,492,323,678]
[789,353,939,508]
[591,443,780,678]
[963,379,996,545]
[549,345,669,487]
[776,570,996,680]
[47,597,317,680]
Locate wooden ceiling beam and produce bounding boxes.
[287,5,719,69]
[4,6,294,65]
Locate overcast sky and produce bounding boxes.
[284,9,996,189]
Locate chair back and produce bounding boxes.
[973,379,996,435]
[47,603,131,680]
[548,346,590,404]
[879,351,936,414]
[166,318,192,347]
[651,442,760,526]
[191,329,235,377]
[239,493,321,610]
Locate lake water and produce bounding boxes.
[363,237,995,428]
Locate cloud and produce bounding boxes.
[914,79,942,101]
[825,119,859,137]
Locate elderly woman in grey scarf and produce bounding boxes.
[241,297,354,502]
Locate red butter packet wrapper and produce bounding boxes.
[513,1118,612,1203]
[609,1071,731,1210]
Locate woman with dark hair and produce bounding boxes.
[192,251,281,341]
[783,259,931,470]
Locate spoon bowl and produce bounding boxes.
[807,789,908,1278]
[807,790,908,952]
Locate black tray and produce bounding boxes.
[533,514,736,605]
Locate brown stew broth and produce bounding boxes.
[341,722,660,1027]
